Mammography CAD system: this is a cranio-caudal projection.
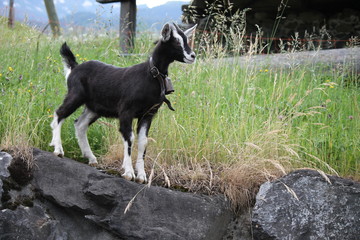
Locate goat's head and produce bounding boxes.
[160,23,197,64]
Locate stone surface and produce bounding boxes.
[222,209,253,240]
[2,149,359,240]
[223,47,360,74]
[252,169,360,240]
[0,199,117,240]
[0,152,13,209]
[30,148,234,240]
[0,202,66,240]
[0,152,12,178]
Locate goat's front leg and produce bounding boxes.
[50,92,84,158]
[120,117,135,181]
[135,119,151,184]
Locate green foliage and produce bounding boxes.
[0,16,358,182]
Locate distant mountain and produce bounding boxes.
[138,2,184,30]
[0,0,186,32]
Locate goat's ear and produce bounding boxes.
[184,24,197,38]
[161,23,172,42]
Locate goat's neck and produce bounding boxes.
[151,46,173,75]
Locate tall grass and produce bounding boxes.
[0,17,358,208]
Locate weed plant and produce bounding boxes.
[0,16,358,209]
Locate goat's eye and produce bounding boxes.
[175,39,181,46]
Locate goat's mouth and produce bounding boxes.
[184,57,196,64]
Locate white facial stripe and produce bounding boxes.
[173,29,185,49]
[173,28,195,63]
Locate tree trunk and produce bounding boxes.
[8,0,14,28]
[43,0,61,37]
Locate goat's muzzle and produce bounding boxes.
[184,52,196,64]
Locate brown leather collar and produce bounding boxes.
[149,57,175,111]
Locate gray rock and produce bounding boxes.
[252,169,360,240]
[1,152,35,210]
[0,152,13,178]
[31,148,233,240]
[0,180,2,208]
[1,149,235,239]
[4,149,358,240]
[0,152,13,208]
[222,209,253,240]
[222,47,360,74]
[0,198,116,240]
[0,201,67,240]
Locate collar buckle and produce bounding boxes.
[150,66,160,78]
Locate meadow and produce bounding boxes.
[0,17,358,207]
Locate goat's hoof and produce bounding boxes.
[53,150,64,158]
[135,174,147,184]
[135,177,147,184]
[122,172,135,181]
[88,158,98,167]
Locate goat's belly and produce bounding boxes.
[85,103,118,118]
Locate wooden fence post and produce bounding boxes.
[8,0,14,29]
[43,0,61,37]
[120,0,136,53]
[96,0,137,53]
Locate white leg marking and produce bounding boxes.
[50,113,65,157]
[122,133,135,181]
[136,125,148,183]
[75,108,98,165]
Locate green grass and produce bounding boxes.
[0,18,359,205]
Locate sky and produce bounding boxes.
[137,0,190,8]
[0,0,191,25]
[2,0,190,9]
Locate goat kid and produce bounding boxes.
[50,23,197,183]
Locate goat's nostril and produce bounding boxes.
[191,53,196,59]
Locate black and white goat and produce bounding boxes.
[50,23,196,183]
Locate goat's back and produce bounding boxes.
[67,60,163,118]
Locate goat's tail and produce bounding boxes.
[60,42,78,70]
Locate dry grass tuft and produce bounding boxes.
[98,122,302,210]
[148,161,224,194]
[220,158,288,210]
[100,143,123,166]
[1,132,34,169]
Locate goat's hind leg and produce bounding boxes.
[50,113,65,157]
[75,107,99,166]
[50,92,84,158]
